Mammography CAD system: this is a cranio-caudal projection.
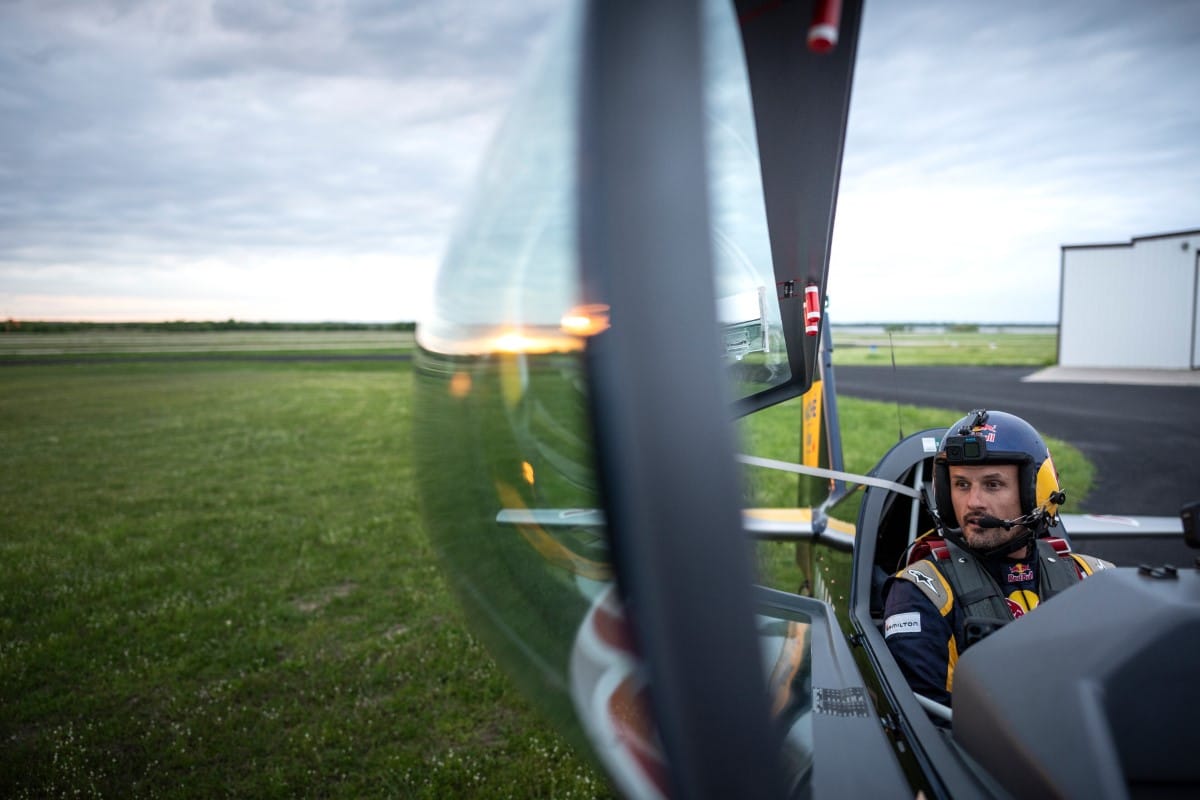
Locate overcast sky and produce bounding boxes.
[2,0,1198,324]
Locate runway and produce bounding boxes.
[832,365,1200,518]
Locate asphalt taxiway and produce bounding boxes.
[832,365,1200,518]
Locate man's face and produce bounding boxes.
[948,463,1025,553]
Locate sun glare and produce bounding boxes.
[559,304,611,337]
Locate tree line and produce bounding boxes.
[4,320,416,333]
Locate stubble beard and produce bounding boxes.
[963,518,1026,555]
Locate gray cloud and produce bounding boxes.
[0,0,558,294]
[829,0,1200,321]
[2,0,1198,322]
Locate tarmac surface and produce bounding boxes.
[833,365,1200,517]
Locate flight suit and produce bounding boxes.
[882,537,1112,705]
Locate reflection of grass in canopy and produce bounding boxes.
[413,352,602,757]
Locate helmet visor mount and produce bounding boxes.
[941,433,988,464]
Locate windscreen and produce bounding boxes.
[417,1,788,395]
[413,0,805,792]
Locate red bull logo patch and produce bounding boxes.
[1006,590,1039,617]
[1007,563,1034,583]
[973,423,997,443]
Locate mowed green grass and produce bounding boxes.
[832,330,1057,366]
[0,330,416,359]
[0,333,1092,797]
[0,361,608,798]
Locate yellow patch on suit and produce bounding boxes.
[1070,553,1113,576]
[946,636,959,694]
[1007,589,1039,613]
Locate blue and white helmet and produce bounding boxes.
[933,409,1064,532]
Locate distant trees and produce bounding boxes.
[2,320,417,333]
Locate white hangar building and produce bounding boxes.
[1058,228,1200,370]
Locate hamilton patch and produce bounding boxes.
[884,612,921,638]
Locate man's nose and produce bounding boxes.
[965,485,987,507]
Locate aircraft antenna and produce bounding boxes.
[888,330,904,441]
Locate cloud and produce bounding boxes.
[1,250,436,322]
[828,0,1200,322]
[2,0,1198,323]
[0,0,558,321]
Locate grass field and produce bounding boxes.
[0,330,416,359]
[0,331,1090,797]
[831,329,1057,366]
[0,327,1055,366]
[0,360,606,798]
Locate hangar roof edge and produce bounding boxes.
[1061,227,1200,250]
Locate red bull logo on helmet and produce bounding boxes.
[972,423,997,443]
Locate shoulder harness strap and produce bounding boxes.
[1036,539,1094,598]
[940,538,1012,621]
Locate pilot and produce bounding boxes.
[882,409,1112,706]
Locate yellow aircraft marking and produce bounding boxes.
[495,481,612,581]
[743,507,856,537]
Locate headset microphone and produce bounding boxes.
[974,509,1057,533]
